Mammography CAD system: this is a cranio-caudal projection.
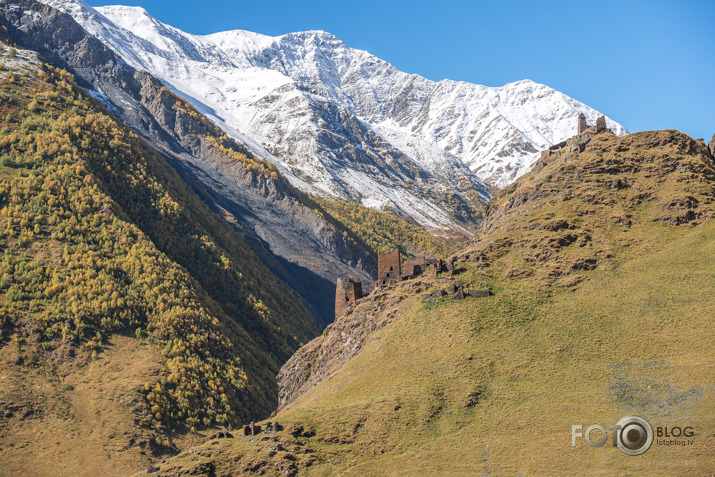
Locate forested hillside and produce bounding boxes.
[304,195,462,260]
[0,43,318,443]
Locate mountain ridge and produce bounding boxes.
[39,0,627,231]
[0,4,713,474]
[1,0,392,325]
[0,42,325,474]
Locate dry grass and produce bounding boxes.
[149,130,715,475]
[0,335,177,477]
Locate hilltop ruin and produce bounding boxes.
[335,278,363,318]
[334,249,470,319]
[536,114,612,171]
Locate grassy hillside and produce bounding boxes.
[150,129,715,475]
[0,45,318,475]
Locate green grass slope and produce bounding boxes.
[150,129,715,475]
[0,45,318,475]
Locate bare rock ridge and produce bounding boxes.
[0,0,372,325]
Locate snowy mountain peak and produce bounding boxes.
[38,0,628,231]
[280,30,341,42]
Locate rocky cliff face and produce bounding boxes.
[0,0,373,325]
[37,0,628,231]
[277,287,409,410]
[708,133,715,158]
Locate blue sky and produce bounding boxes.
[87,0,714,141]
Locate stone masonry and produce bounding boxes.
[335,249,445,320]
[377,249,401,287]
[335,278,363,318]
[596,115,607,133]
[536,114,611,170]
[403,257,430,278]
[577,113,588,135]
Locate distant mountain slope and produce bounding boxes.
[151,129,715,475]
[1,0,391,326]
[0,42,319,475]
[39,0,627,231]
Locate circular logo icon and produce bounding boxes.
[615,416,653,456]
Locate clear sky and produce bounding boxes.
[87,0,714,141]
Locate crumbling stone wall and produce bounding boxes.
[539,114,612,165]
[576,114,609,136]
[402,257,434,279]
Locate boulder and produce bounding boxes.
[454,287,465,300]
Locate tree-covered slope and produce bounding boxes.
[0,44,319,475]
[149,129,715,475]
[302,194,464,261]
[0,0,380,327]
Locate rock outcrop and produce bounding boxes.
[277,288,412,410]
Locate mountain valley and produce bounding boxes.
[0,1,712,476]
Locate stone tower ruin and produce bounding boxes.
[377,249,401,287]
[577,113,588,135]
[335,278,363,318]
[596,115,607,133]
[576,114,609,136]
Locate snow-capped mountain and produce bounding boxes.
[39,0,628,230]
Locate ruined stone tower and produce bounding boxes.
[577,113,588,135]
[596,115,607,133]
[377,249,401,287]
[335,278,363,318]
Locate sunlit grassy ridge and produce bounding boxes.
[0,50,318,436]
[151,130,715,475]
